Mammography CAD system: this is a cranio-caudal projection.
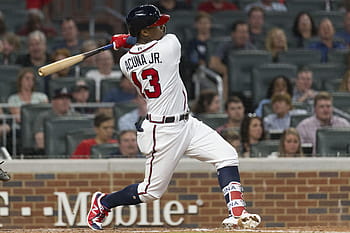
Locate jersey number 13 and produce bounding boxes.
[131,68,161,98]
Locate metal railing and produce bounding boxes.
[192,65,224,112]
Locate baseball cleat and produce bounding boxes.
[0,161,10,182]
[222,210,261,229]
[87,192,110,230]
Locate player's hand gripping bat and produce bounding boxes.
[38,35,136,77]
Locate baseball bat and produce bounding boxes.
[38,44,113,77]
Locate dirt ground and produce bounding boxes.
[1,227,350,233]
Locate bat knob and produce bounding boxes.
[126,36,137,45]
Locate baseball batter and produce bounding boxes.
[87,4,261,230]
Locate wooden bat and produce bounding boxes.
[38,44,113,77]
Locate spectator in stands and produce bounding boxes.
[292,66,317,105]
[86,50,122,101]
[269,128,304,157]
[50,48,74,79]
[118,95,147,131]
[16,9,56,38]
[247,6,267,49]
[220,129,241,156]
[240,114,265,157]
[292,12,317,48]
[0,11,6,37]
[8,67,48,123]
[308,18,347,63]
[80,39,98,67]
[16,30,50,68]
[0,32,21,65]
[335,11,350,46]
[244,0,287,12]
[209,20,255,99]
[33,87,79,153]
[102,75,137,104]
[296,91,350,155]
[263,93,307,132]
[192,89,221,115]
[52,18,82,55]
[110,130,142,158]
[185,12,213,96]
[71,112,117,158]
[197,0,238,14]
[265,27,288,62]
[25,0,54,26]
[71,80,95,114]
[255,75,293,117]
[339,69,350,91]
[187,12,212,69]
[216,96,245,134]
[153,0,191,13]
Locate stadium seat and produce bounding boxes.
[289,0,343,12]
[332,92,350,113]
[311,11,345,28]
[316,128,350,157]
[44,116,94,158]
[65,128,96,156]
[290,114,311,128]
[324,78,342,92]
[90,143,120,159]
[113,102,138,131]
[166,10,196,43]
[227,50,272,97]
[211,11,247,30]
[238,0,258,9]
[100,79,120,102]
[287,0,326,13]
[264,12,294,29]
[0,65,21,102]
[20,103,51,154]
[327,49,349,65]
[196,113,228,129]
[78,66,96,77]
[123,0,149,13]
[278,50,322,68]
[250,140,280,158]
[308,63,346,90]
[207,36,232,60]
[48,77,96,102]
[251,63,297,107]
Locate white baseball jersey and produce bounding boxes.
[119,34,238,202]
[120,34,188,116]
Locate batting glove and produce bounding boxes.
[111,34,136,50]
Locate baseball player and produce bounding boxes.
[87,4,261,230]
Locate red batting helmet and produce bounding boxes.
[126,5,170,37]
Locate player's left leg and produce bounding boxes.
[88,119,190,230]
[87,184,141,230]
[185,116,261,229]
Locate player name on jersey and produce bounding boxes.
[125,52,162,72]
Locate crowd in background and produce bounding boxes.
[0,0,350,158]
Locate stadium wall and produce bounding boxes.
[0,158,349,229]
